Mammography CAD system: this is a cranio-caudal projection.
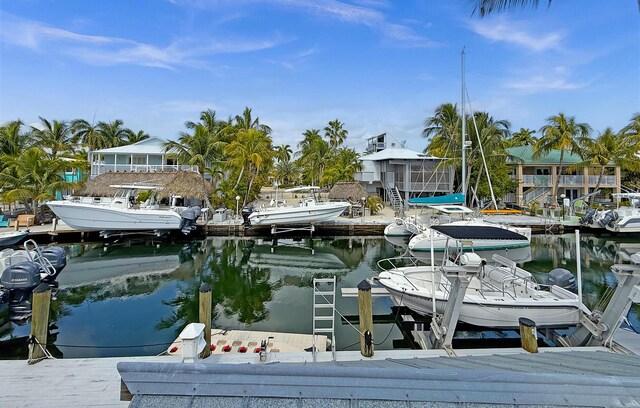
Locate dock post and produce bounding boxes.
[357,280,374,357]
[28,283,52,364]
[519,317,538,353]
[198,283,212,358]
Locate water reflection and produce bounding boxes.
[0,233,638,358]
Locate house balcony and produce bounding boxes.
[90,164,200,178]
[518,174,617,187]
[354,172,376,183]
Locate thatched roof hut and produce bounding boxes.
[80,171,212,199]
[328,182,368,202]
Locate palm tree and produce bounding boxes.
[0,147,74,215]
[124,129,150,144]
[296,129,329,186]
[576,128,640,195]
[321,147,363,187]
[0,120,31,158]
[224,129,274,207]
[622,113,640,138]
[30,117,75,159]
[470,1,640,17]
[273,159,300,187]
[324,119,348,149]
[71,119,107,150]
[234,107,272,135]
[165,124,218,209]
[96,119,130,148]
[423,103,462,189]
[505,128,537,147]
[533,113,591,201]
[275,144,293,163]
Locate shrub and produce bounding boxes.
[367,196,384,215]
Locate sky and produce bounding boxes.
[0,1,638,152]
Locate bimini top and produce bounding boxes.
[409,193,465,206]
[427,204,474,214]
[284,186,320,192]
[432,224,527,241]
[109,184,163,190]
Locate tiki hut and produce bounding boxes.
[328,182,368,203]
[80,171,212,200]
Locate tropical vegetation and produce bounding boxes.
[1,104,639,213]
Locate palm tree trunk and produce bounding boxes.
[200,173,212,210]
[553,151,565,203]
[233,166,245,190]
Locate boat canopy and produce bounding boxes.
[109,184,163,190]
[284,186,320,192]
[432,224,527,241]
[408,193,465,206]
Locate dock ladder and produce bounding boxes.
[312,276,337,362]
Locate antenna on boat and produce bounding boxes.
[575,229,583,309]
[461,48,467,206]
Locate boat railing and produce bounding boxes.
[377,256,430,272]
[24,239,57,276]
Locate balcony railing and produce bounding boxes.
[588,175,616,185]
[522,175,551,186]
[354,172,376,182]
[520,174,616,187]
[91,164,200,177]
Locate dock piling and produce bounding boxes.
[519,317,538,353]
[28,283,53,364]
[357,280,374,357]
[199,283,212,358]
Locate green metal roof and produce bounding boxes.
[506,145,583,165]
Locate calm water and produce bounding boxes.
[1,233,639,358]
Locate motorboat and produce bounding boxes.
[384,194,465,237]
[0,230,29,247]
[0,240,67,320]
[375,225,583,329]
[242,187,351,226]
[46,185,202,236]
[408,205,531,252]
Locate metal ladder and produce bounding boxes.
[312,276,336,362]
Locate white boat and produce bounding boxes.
[46,185,202,235]
[408,205,531,252]
[0,230,29,247]
[375,226,583,329]
[243,187,350,226]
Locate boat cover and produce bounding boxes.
[408,193,465,206]
[432,224,526,241]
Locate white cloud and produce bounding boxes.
[0,12,286,70]
[468,16,565,52]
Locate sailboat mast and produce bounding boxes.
[461,48,466,202]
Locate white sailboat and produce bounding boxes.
[407,205,531,252]
[243,187,350,226]
[46,185,202,236]
[375,225,583,329]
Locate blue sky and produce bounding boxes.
[0,1,638,152]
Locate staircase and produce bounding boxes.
[312,276,336,361]
[386,184,404,215]
[524,187,551,204]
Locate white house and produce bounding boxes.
[355,136,454,210]
[89,137,198,179]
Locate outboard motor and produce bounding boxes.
[39,246,67,283]
[1,262,42,319]
[180,206,202,234]
[546,268,577,293]
[597,210,618,228]
[241,205,254,227]
[580,208,597,225]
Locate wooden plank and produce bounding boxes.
[341,287,389,297]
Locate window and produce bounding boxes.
[131,155,147,165]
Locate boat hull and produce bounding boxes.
[377,267,580,329]
[409,224,531,252]
[46,201,183,231]
[248,202,350,226]
[384,220,412,237]
[0,231,29,247]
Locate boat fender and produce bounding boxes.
[210,344,216,351]
[364,330,373,355]
[223,345,232,352]
[254,347,261,353]
[169,346,178,353]
[238,346,247,353]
